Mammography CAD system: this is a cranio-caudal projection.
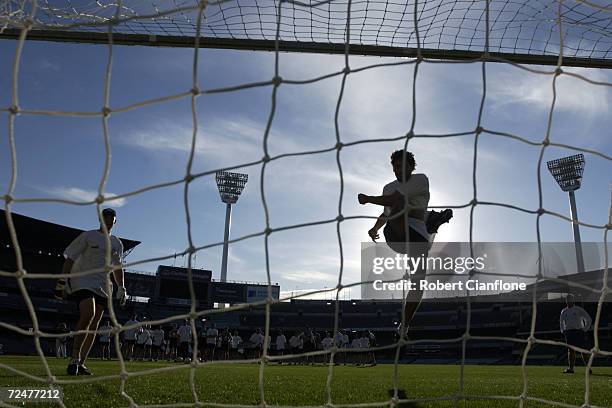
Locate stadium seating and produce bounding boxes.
[1,250,611,362]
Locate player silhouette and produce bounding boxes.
[358,150,452,338]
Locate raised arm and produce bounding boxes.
[358,191,403,207]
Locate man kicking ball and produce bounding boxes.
[358,150,451,328]
[62,208,128,375]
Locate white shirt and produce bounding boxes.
[360,337,370,348]
[206,328,219,345]
[320,337,333,350]
[351,338,362,349]
[250,332,264,346]
[231,335,242,349]
[178,325,192,343]
[276,334,287,350]
[99,324,112,342]
[334,332,344,347]
[289,335,303,349]
[64,230,123,298]
[560,305,592,333]
[342,334,349,346]
[137,329,151,345]
[124,319,139,341]
[383,174,430,240]
[152,329,165,346]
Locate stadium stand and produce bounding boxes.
[1,210,610,365]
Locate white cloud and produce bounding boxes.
[40,58,61,72]
[126,122,195,154]
[42,186,127,207]
[487,66,611,115]
[228,251,245,266]
[121,115,306,168]
[283,269,338,284]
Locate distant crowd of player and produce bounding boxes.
[51,293,595,373]
[56,314,379,365]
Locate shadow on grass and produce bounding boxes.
[387,389,420,408]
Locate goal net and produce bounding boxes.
[1,0,612,66]
[0,0,611,407]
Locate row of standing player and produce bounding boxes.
[95,317,379,364]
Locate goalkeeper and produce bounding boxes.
[56,208,128,375]
[358,150,451,327]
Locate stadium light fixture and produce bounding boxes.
[215,171,248,282]
[546,154,586,274]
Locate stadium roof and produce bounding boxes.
[0,209,141,255]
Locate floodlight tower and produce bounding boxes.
[546,154,586,275]
[215,171,248,282]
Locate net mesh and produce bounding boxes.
[1,0,611,407]
[1,0,612,65]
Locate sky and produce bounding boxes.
[0,30,611,299]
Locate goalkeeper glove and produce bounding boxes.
[116,286,128,306]
[53,279,66,300]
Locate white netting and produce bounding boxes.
[1,0,612,65]
[1,0,611,407]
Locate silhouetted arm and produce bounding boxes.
[358,191,402,207]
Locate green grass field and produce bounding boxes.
[1,356,611,407]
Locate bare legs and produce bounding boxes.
[71,298,104,364]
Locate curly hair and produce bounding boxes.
[390,150,416,169]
